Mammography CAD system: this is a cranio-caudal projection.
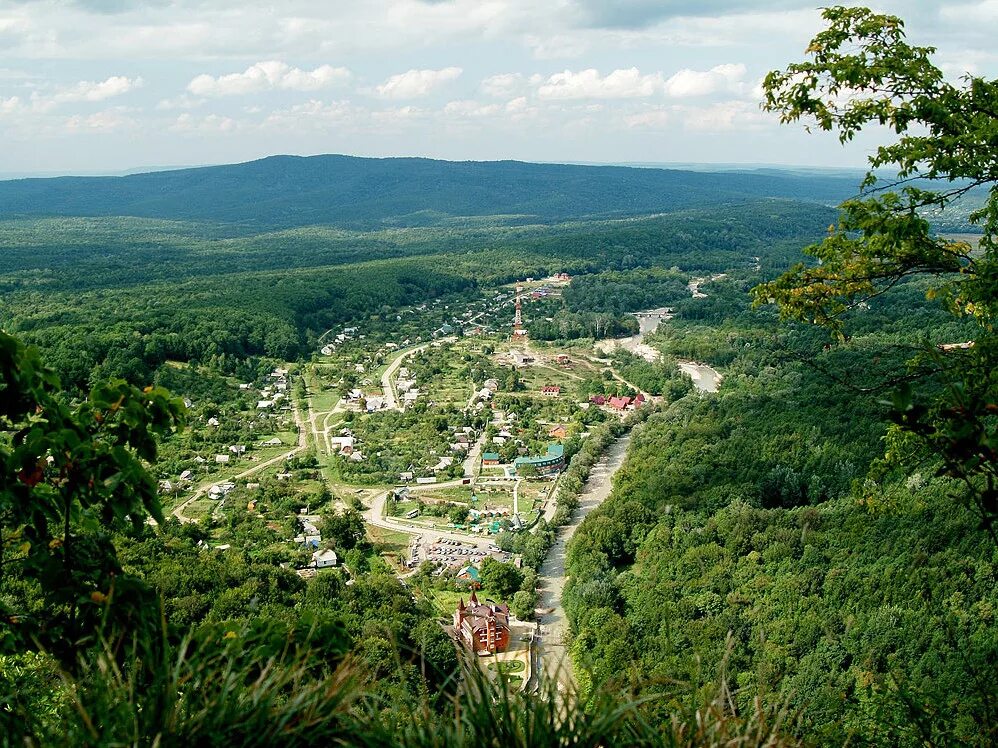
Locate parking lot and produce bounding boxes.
[406,534,509,569]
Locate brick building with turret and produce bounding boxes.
[453,592,511,655]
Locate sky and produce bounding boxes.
[0,0,995,175]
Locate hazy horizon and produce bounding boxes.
[0,152,872,181]
[1,1,993,174]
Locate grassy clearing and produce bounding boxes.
[366,525,412,569]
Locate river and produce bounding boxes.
[594,304,722,393]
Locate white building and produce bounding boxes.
[312,549,338,568]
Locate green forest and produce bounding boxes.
[2,6,998,745]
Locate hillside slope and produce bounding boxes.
[0,154,859,229]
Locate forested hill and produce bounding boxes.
[0,154,861,230]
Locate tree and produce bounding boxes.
[754,5,998,532]
[320,508,367,552]
[478,557,523,600]
[448,505,468,525]
[0,331,184,665]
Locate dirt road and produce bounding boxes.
[533,431,633,690]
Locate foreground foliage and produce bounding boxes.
[757,5,998,530]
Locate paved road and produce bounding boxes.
[533,431,633,690]
[363,489,494,546]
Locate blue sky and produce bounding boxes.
[0,0,994,174]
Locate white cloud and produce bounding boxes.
[51,76,143,104]
[940,0,998,23]
[536,67,665,99]
[505,96,529,113]
[677,100,770,131]
[188,61,351,97]
[443,100,502,118]
[375,67,462,99]
[372,105,427,123]
[624,109,670,129]
[525,34,589,59]
[262,99,359,130]
[170,112,239,133]
[664,63,746,97]
[156,94,205,111]
[480,73,523,98]
[0,96,26,120]
[65,108,136,132]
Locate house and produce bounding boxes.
[208,482,236,499]
[514,443,565,477]
[365,396,385,411]
[347,388,364,401]
[556,354,570,365]
[403,389,420,405]
[450,442,469,453]
[453,592,511,655]
[329,436,355,454]
[477,388,493,401]
[229,445,246,455]
[257,400,274,409]
[159,480,173,494]
[454,432,471,445]
[484,378,500,392]
[207,417,220,427]
[589,395,606,406]
[541,385,561,396]
[260,437,283,446]
[547,424,568,439]
[239,383,252,390]
[482,452,501,466]
[432,456,455,473]
[179,470,194,482]
[633,393,646,408]
[215,454,230,464]
[349,451,365,462]
[312,549,338,569]
[608,396,632,411]
[510,350,534,366]
[399,471,414,482]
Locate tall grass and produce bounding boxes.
[6,621,799,747]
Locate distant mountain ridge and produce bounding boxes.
[0,153,862,230]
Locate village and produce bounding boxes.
[153,270,720,686]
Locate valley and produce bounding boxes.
[1,152,995,747]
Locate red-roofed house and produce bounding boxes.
[541,385,561,396]
[453,592,511,654]
[589,395,606,406]
[608,396,632,410]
